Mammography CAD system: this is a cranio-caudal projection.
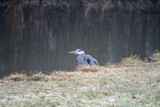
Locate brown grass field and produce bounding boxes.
[0,52,160,106]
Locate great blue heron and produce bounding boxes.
[68,49,98,67]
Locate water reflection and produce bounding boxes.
[0,7,159,77]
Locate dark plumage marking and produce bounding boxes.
[87,58,91,64]
[94,61,97,65]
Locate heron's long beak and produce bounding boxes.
[68,51,77,54]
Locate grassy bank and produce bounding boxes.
[0,52,160,106]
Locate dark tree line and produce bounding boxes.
[0,0,160,24]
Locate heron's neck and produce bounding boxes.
[77,52,85,65]
[78,52,85,59]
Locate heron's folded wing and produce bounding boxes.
[84,55,98,66]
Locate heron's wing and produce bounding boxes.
[84,55,98,66]
[83,55,93,62]
[92,58,98,65]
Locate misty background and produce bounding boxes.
[0,0,160,77]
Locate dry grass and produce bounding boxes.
[5,73,27,81]
[76,66,99,72]
[151,51,160,61]
[119,54,144,67]
[0,53,160,106]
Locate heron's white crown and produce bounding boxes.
[76,51,85,55]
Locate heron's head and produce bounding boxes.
[68,49,85,55]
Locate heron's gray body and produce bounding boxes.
[77,53,98,67]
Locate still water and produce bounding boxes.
[0,7,159,77]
